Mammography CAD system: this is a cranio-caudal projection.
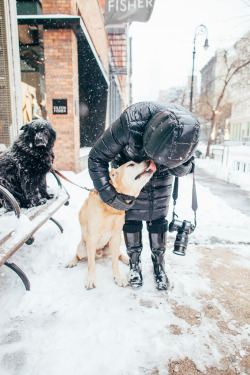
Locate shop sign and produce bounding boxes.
[53,99,67,115]
[105,0,155,25]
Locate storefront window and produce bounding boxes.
[0,0,12,147]
[16,0,42,16]
[18,23,46,123]
[17,1,46,124]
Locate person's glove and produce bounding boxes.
[107,193,136,211]
[169,156,195,176]
[183,156,195,173]
[183,156,194,165]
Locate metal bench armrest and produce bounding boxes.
[0,185,21,217]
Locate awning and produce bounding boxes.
[17,15,109,85]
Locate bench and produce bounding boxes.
[0,172,70,290]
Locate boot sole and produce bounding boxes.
[156,281,170,291]
[130,282,143,288]
[156,285,169,291]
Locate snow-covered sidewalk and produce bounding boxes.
[0,169,249,375]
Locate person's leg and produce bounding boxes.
[147,218,170,290]
[123,220,143,288]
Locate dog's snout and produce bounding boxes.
[35,133,43,140]
[34,132,48,147]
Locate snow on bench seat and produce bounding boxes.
[0,191,69,267]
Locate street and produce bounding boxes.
[195,166,250,218]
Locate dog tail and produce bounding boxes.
[119,253,129,265]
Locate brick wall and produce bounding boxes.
[43,28,80,172]
[42,0,109,73]
[42,0,75,15]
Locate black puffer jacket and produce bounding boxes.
[88,102,199,221]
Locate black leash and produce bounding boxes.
[53,170,94,192]
[172,171,198,228]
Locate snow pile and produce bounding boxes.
[196,144,250,192]
[0,169,249,375]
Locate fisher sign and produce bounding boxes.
[105,0,155,25]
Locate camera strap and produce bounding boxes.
[172,170,198,228]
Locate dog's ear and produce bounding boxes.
[50,127,56,139]
[20,124,29,132]
[109,168,119,188]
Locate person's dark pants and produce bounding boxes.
[123,218,168,234]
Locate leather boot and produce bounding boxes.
[149,232,170,290]
[124,231,143,288]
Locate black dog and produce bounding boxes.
[0,119,56,209]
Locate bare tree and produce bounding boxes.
[168,87,189,107]
[196,33,250,157]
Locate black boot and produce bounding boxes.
[124,231,143,288]
[149,232,170,290]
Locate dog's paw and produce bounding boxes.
[65,256,78,268]
[26,203,34,209]
[114,275,128,287]
[38,198,47,206]
[25,200,37,208]
[43,193,54,200]
[85,277,96,290]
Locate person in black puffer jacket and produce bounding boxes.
[88,102,200,290]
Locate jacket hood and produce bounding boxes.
[142,106,200,168]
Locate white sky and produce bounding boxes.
[129,0,250,103]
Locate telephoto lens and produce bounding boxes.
[169,219,194,256]
[173,230,189,256]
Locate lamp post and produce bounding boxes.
[189,24,209,112]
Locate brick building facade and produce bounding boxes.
[8,0,128,172]
[43,27,80,171]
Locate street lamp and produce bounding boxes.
[189,24,209,112]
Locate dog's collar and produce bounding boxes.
[95,191,135,204]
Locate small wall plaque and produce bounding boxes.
[53,99,67,115]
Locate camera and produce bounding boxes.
[169,219,195,256]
